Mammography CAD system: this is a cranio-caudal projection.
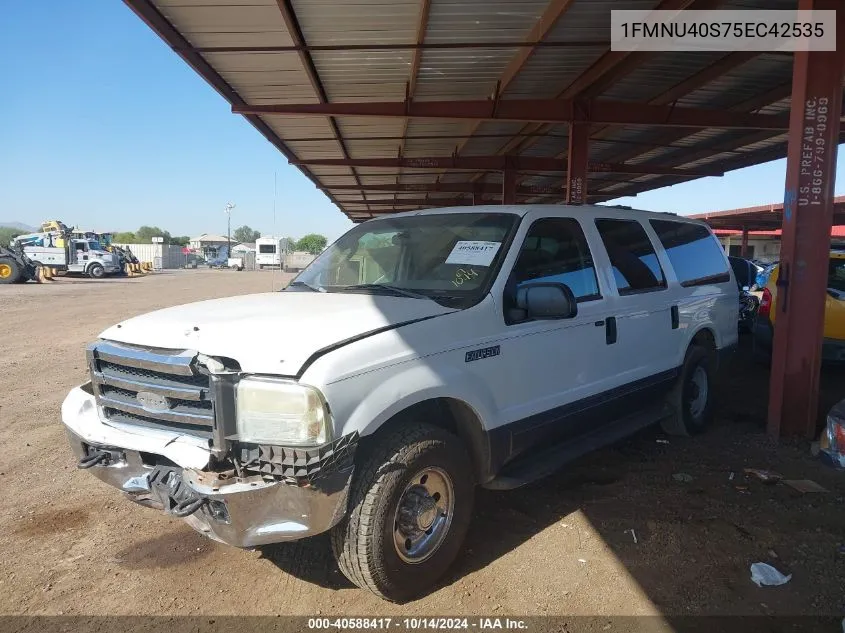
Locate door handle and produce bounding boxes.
[671,305,679,330]
[606,316,617,345]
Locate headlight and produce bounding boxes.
[236,377,330,446]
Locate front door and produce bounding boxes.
[490,216,617,457]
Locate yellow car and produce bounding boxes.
[754,250,845,361]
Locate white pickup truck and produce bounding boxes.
[62,204,737,601]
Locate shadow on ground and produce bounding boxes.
[263,335,845,615]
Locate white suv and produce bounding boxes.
[62,204,737,601]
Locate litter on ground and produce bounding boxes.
[750,562,792,587]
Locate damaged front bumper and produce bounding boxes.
[62,385,354,548]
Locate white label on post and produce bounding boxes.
[444,241,501,266]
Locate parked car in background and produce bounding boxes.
[728,256,760,332]
[754,250,845,362]
[63,205,737,601]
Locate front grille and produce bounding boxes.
[89,341,215,438]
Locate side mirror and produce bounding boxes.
[516,282,578,319]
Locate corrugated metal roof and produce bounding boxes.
[128,0,841,220]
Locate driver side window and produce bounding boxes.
[505,218,600,323]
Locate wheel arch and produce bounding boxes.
[356,396,494,485]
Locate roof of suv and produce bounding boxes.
[366,204,702,225]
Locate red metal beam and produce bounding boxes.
[490,0,725,161]
[395,0,432,206]
[234,99,790,130]
[502,168,517,204]
[121,0,355,215]
[274,0,369,212]
[768,0,845,439]
[566,123,589,204]
[454,0,579,156]
[186,40,613,54]
[326,182,573,195]
[293,156,723,177]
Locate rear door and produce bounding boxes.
[591,218,676,385]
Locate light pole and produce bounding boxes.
[224,202,235,258]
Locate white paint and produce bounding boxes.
[67,204,738,470]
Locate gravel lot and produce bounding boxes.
[1,269,844,622]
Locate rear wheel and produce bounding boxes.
[87,263,105,279]
[0,257,21,284]
[662,344,715,436]
[331,423,474,602]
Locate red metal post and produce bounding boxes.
[767,0,844,439]
[502,168,517,204]
[566,122,589,204]
[740,226,749,258]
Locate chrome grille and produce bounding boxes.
[89,341,214,438]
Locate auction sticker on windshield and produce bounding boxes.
[445,241,501,266]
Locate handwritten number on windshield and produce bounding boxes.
[452,268,479,287]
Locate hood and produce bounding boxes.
[99,291,455,375]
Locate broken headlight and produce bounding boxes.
[235,377,330,446]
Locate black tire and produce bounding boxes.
[0,257,21,284]
[661,344,715,436]
[331,423,475,602]
[87,263,105,279]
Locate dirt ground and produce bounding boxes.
[1,269,844,621]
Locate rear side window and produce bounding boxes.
[595,219,666,294]
[650,220,730,287]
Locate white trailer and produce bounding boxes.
[256,236,284,269]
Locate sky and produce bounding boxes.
[1,1,844,242]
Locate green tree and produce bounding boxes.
[233,225,261,243]
[296,233,328,254]
[135,226,172,243]
[281,237,297,251]
[171,235,190,247]
[112,231,136,243]
[0,227,25,247]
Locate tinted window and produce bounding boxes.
[259,244,276,254]
[595,219,666,294]
[510,218,600,300]
[650,220,730,287]
[830,257,845,293]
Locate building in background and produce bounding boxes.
[715,226,845,263]
[189,233,230,259]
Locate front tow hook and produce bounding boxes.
[148,466,207,518]
[78,450,111,469]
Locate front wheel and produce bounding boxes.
[88,263,105,279]
[331,423,474,602]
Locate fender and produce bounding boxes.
[321,360,501,481]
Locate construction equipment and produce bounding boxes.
[0,243,39,284]
[12,224,120,278]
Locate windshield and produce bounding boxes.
[288,212,519,307]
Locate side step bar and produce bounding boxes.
[483,405,672,491]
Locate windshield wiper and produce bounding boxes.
[345,283,431,300]
[286,280,323,292]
